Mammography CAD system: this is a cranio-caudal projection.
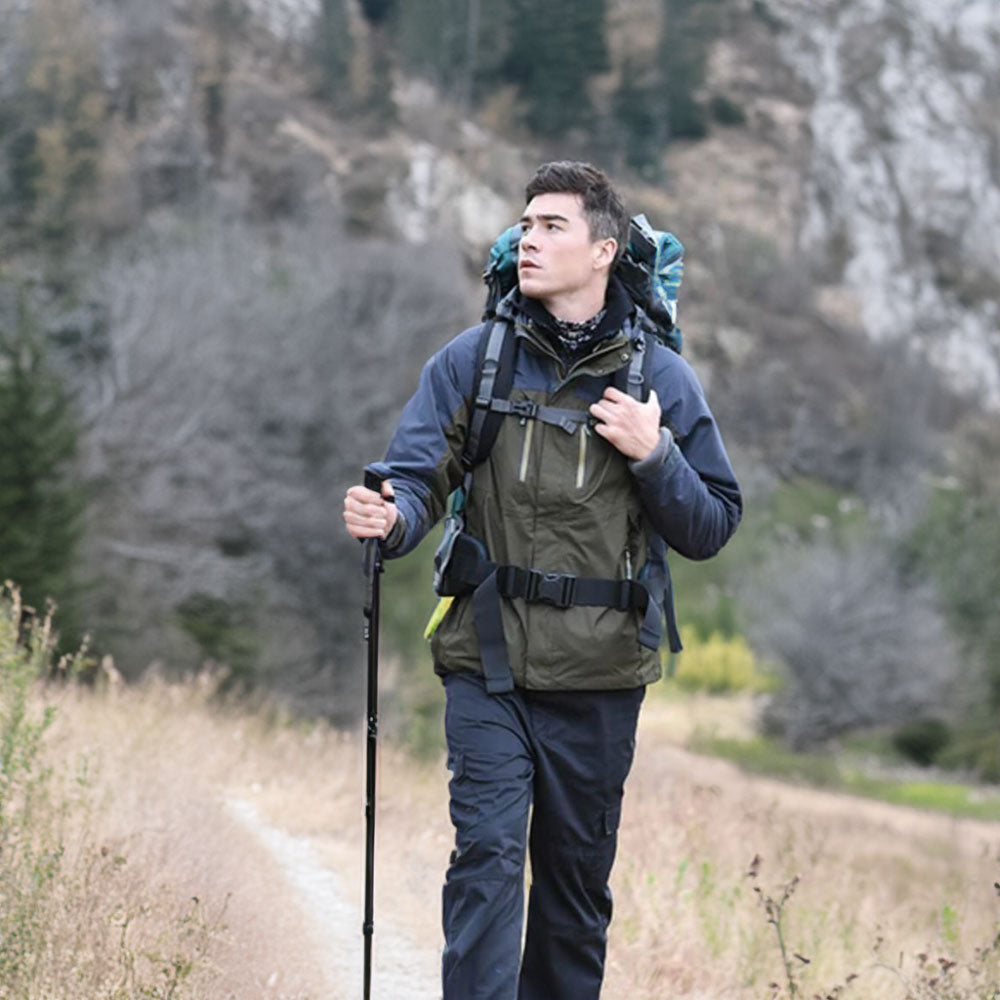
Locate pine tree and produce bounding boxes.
[197,0,243,173]
[612,57,668,178]
[392,0,468,100]
[504,0,609,136]
[391,0,511,112]
[659,0,727,141]
[358,0,395,25]
[0,295,85,634]
[14,0,105,251]
[316,0,354,107]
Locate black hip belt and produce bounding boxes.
[436,529,663,694]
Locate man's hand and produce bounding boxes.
[343,480,398,540]
[589,386,661,461]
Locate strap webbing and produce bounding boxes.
[473,570,515,695]
[486,398,590,435]
[462,556,662,695]
[463,320,508,470]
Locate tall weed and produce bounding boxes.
[0,584,222,999]
[0,584,62,988]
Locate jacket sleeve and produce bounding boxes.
[628,348,742,560]
[366,326,480,559]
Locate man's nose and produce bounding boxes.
[521,227,539,251]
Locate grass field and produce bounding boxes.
[5,668,999,999]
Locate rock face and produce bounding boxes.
[244,0,320,42]
[771,0,1000,404]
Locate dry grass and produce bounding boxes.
[15,675,1000,999]
[605,708,1000,999]
[34,675,359,999]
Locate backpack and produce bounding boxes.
[426,215,687,675]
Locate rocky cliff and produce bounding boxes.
[773,0,1000,405]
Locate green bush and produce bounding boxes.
[667,626,776,694]
[906,471,1000,781]
[709,94,747,126]
[892,717,952,767]
[175,592,261,685]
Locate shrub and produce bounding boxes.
[709,94,747,126]
[0,584,61,988]
[667,626,776,694]
[742,539,957,750]
[892,717,952,767]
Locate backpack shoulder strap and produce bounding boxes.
[462,318,517,471]
[612,325,655,403]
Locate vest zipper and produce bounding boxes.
[518,420,535,482]
[576,424,589,490]
[625,515,639,580]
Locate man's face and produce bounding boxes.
[517,192,615,307]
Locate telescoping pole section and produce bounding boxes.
[361,468,390,1000]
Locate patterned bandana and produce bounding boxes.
[549,308,609,360]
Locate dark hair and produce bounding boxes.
[525,161,629,263]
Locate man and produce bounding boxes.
[343,161,741,999]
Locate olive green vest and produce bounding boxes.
[431,324,661,690]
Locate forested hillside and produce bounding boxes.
[1,0,998,775]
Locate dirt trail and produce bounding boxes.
[225,796,441,1000]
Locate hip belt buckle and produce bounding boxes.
[527,570,576,609]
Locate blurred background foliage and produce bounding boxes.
[1,0,998,781]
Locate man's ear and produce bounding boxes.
[592,237,618,271]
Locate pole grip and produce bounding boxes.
[364,467,395,502]
[362,467,393,613]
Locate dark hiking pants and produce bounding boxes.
[441,671,645,1000]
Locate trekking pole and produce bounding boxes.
[361,468,391,1000]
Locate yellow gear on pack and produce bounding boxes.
[424,595,454,640]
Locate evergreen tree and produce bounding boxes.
[392,0,470,103]
[11,0,105,252]
[503,0,609,136]
[612,57,667,178]
[0,295,85,635]
[659,0,726,141]
[350,0,397,126]
[391,0,512,112]
[315,0,354,107]
[196,0,243,173]
[358,0,395,26]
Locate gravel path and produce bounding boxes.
[226,797,441,1000]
